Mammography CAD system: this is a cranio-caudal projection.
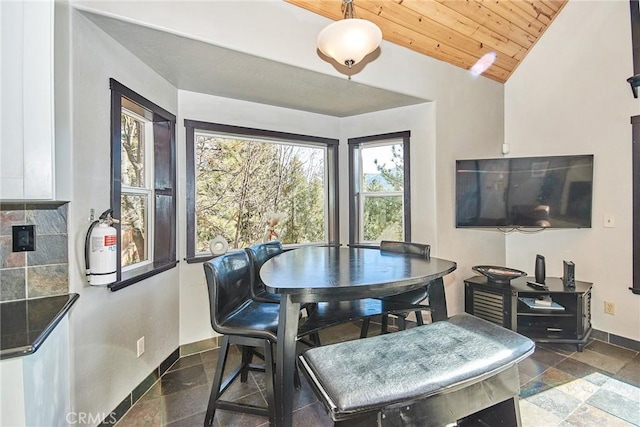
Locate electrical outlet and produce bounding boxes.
[604,301,615,315]
[137,337,145,357]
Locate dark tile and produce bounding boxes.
[0,207,25,236]
[180,337,218,356]
[167,352,202,372]
[26,234,68,266]
[537,342,578,357]
[615,354,640,387]
[519,379,552,398]
[587,387,640,425]
[0,267,26,301]
[517,355,551,379]
[529,346,567,367]
[590,329,609,342]
[610,334,640,352]
[537,366,578,387]
[290,401,333,427]
[27,264,68,298]
[25,204,67,235]
[554,358,610,386]
[159,364,208,396]
[570,347,629,375]
[160,348,180,375]
[161,383,214,424]
[165,410,207,427]
[132,371,160,403]
[585,339,638,361]
[138,381,162,403]
[100,394,131,426]
[115,397,162,427]
[212,391,268,427]
[0,236,26,268]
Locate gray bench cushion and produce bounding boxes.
[299,313,534,418]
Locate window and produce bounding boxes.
[110,79,177,291]
[349,132,411,245]
[185,121,339,261]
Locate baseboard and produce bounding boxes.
[591,328,640,351]
[180,336,220,356]
[98,347,180,426]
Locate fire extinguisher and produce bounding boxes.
[85,209,119,286]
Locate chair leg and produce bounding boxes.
[240,346,252,382]
[397,315,406,331]
[381,314,389,334]
[360,318,371,338]
[415,310,424,326]
[205,335,231,426]
[263,340,276,426]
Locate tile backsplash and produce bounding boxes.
[0,203,69,301]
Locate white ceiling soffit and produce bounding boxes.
[79,10,428,118]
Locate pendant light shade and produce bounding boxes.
[317,0,382,69]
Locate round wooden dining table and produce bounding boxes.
[260,246,457,427]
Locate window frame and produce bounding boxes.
[109,79,178,291]
[184,120,340,263]
[120,106,154,271]
[630,0,640,294]
[348,131,411,246]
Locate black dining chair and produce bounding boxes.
[246,241,283,303]
[360,240,432,336]
[246,241,322,349]
[202,250,279,426]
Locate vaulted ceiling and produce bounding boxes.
[285,0,568,83]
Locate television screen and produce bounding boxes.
[456,154,593,228]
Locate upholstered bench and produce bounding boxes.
[298,313,535,426]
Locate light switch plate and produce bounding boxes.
[12,225,36,252]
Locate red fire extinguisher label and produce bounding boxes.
[104,235,117,246]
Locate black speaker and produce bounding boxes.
[563,261,575,287]
[535,254,546,284]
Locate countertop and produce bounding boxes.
[0,293,79,360]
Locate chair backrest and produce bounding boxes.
[246,241,283,299]
[203,250,254,333]
[380,240,430,258]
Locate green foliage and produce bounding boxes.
[362,143,404,241]
[195,136,326,251]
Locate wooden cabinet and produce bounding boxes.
[465,276,592,351]
[0,0,70,201]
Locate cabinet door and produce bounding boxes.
[0,0,54,200]
[466,284,509,328]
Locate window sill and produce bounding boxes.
[108,260,179,292]
[184,243,340,264]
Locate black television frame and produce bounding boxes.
[455,154,594,229]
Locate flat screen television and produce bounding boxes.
[456,154,593,229]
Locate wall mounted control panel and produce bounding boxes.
[12,225,36,252]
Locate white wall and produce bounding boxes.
[505,0,640,342]
[67,8,179,423]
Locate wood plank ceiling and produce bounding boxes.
[285,0,568,83]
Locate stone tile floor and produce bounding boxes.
[116,321,640,427]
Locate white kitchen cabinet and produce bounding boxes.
[0,0,70,201]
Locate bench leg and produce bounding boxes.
[428,277,448,321]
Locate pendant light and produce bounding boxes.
[317,0,382,69]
